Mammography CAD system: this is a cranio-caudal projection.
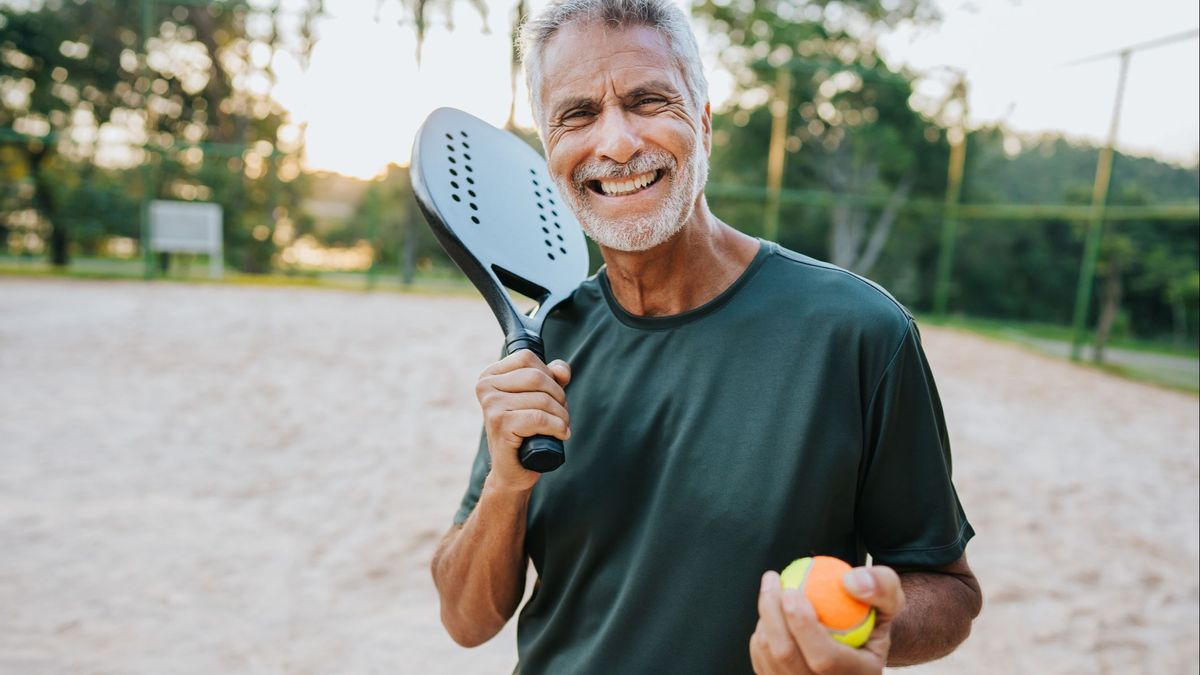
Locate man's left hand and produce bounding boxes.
[749,565,905,674]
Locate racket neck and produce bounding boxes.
[505,333,546,361]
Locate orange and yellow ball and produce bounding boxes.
[779,556,876,648]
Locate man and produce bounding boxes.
[431,0,982,672]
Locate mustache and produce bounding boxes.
[571,150,677,189]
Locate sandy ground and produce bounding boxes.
[1,278,1197,674]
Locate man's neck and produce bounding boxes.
[599,200,761,317]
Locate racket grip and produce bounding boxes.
[505,334,566,473]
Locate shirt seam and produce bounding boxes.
[862,318,916,426]
[597,239,773,332]
[870,520,973,556]
[770,248,913,321]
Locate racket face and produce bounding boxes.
[411,108,589,325]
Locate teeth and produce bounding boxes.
[599,171,657,196]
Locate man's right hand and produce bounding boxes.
[475,351,572,493]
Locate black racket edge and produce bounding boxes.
[410,133,567,474]
[410,139,524,338]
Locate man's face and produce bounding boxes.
[538,24,711,252]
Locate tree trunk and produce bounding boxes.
[402,200,418,286]
[1172,297,1187,349]
[28,145,67,267]
[505,0,527,131]
[854,174,914,275]
[828,196,854,268]
[826,172,911,277]
[1093,263,1123,364]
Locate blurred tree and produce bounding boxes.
[43,161,139,255]
[0,0,322,270]
[696,0,945,277]
[956,131,1199,345]
[1093,225,1136,362]
[379,0,488,66]
[375,0,488,282]
[348,163,443,271]
[505,0,527,130]
[1136,245,1200,348]
[966,133,1200,205]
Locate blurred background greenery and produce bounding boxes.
[1,0,1197,387]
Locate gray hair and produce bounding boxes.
[519,0,709,132]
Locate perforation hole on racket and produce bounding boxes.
[410,108,590,473]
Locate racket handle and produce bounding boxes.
[505,335,566,473]
[518,435,566,473]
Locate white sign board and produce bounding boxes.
[149,200,223,278]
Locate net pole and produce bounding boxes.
[1070,50,1130,361]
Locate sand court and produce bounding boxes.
[1,278,1196,673]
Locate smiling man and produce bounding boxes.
[430,1,981,673]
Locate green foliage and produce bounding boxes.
[944,130,1199,341]
[1,0,1194,346]
[349,164,445,271]
[964,130,1200,205]
[44,161,140,254]
[698,0,947,278]
[693,0,1196,343]
[0,0,322,269]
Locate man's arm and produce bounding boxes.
[886,554,982,666]
[430,351,572,647]
[431,477,533,647]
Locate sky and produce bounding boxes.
[269,0,1200,178]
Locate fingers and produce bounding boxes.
[751,569,887,675]
[480,352,570,401]
[781,592,875,674]
[478,386,571,442]
[547,359,571,387]
[476,351,573,481]
[751,572,811,674]
[478,358,569,409]
[481,350,570,384]
[497,391,569,422]
[479,349,541,376]
[498,408,571,442]
[842,566,905,618]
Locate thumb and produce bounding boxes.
[547,359,572,387]
[842,566,905,618]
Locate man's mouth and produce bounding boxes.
[587,170,663,197]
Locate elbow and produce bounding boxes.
[440,604,504,648]
[959,570,984,621]
[431,553,506,648]
[948,573,983,649]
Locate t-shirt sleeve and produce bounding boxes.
[856,319,974,568]
[452,428,492,526]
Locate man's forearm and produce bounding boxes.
[887,567,983,666]
[431,476,532,647]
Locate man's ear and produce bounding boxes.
[702,101,712,155]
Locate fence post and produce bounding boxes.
[933,130,966,315]
[762,68,791,242]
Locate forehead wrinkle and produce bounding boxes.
[541,24,686,112]
[548,63,684,115]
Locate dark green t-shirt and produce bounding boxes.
[453,240,973,675]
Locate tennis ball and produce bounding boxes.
[779,556,876,648]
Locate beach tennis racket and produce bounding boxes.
[410,107,589,473]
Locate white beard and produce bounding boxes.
[554,137,709,253]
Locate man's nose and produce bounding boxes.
[592,108,642,165]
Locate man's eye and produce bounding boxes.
[564,110,593,120]
[637,97,664,106]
